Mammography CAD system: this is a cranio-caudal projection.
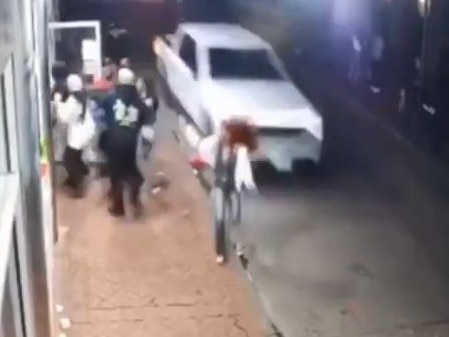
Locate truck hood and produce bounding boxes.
[201,79,323,140]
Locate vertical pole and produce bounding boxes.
[418,0,429,113]
[95,22,102,80]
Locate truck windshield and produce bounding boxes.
[209,48,283,80]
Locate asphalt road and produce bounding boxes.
[153,65,449,336]
[236,66,449,337]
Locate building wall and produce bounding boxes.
[0,0,54,335]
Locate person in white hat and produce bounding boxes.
[118,58,149,101]
[54,74,96,198]
[100,68,156,217]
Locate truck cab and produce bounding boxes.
[154,23,323,172]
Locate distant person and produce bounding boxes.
[106,23,131,65]
[102,57,117,81]
[369,34,384,94]
[348,34,363,85]
[101,68,156,217]
[54,74,96,198]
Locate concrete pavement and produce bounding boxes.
[53,105,266,336]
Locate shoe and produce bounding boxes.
[70,189,85,199]
[133,201,143,219]
[216,255,225,265]
[108,207,125,217]
[134,205,143,219]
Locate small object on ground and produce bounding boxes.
[60,318,71,330]
[151,171,170,192]
[151,187,162,195]
[55,304,64,313]
[189,154,208,171]
[235,244,244,257]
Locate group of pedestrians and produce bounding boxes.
[52,56,158,218]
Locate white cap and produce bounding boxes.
[117,68,135,85]
[66,74,83,92]
[120,58,130,67]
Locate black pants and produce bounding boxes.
[109,170,143,214]
[105,128,144,215]
[63,146,88,190]
[108,151,143,214]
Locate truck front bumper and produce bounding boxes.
[253,129,322,172]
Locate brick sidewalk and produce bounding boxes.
[53,135,265,337]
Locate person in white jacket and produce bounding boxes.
[54,74,96,197]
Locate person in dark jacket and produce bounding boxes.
[101,68,156,217]
[105,23,131,65]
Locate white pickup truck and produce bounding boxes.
[154,23,323,172]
